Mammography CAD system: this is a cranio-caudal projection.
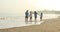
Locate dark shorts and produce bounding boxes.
[30,17,32,19]
[40,17,42,19]
[25,16,28,18]
[35,16,37,19]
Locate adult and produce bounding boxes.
[25,10,29,24]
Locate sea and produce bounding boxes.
[0,12,60,29]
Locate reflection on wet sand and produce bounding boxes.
[34,20,37,24]
[25,19,43,24]
[29,19,32,24]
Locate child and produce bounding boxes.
[29,11,33,23]
[40,12,43,21]
[30,11,32,20]
[34,11,37,20]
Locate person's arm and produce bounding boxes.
[28,12,30,17]
[25,12,26,15]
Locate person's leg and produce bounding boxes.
[30,17,32,24]
[41,17,42,21]
[35,16,36,20]
[30,17,31,21]
[40,17,42,21]
[25,16,28,24]
[35,16,37,24]
[27,16,28,23]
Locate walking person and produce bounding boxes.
[40,12,43,21]
[25,10,29,24]
[29,11,32,23]
[34,11,37,24]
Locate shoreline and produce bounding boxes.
[0,17,60,32]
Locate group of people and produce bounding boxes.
[25,10,43,24]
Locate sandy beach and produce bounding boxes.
[0,17,60,32]
[1,0,60,32]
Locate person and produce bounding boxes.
[34,11,37,20]
[25,10,29,24]
[34,11,37,24]
[30,11,32,20]
[40,12,43,21]
[29,11,33,23]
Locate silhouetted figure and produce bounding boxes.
[29,11,32,24]
[34,11,37,24]
[30,11,32,20]
[25,10,29,24]
[34,11,37,20]
[40,12,43,21]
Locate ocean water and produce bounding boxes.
[0,13,60,29]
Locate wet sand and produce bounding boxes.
[0,17,60,32]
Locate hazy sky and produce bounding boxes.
[27,0,60,11]
[0,0,60,14]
